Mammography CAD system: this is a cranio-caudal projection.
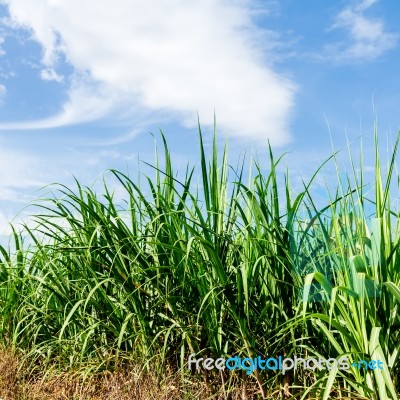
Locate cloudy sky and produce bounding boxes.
[0,0,399,235]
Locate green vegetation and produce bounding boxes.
[0,127,399,399]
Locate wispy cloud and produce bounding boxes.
[88,130,140,147]
[0,36,5,56]
[0,0,296,146]
[40,67,64,83]
[0,139,136,237]
[0,79,117,129]
[0,83,5,105]
[0,147,48,193]
[324,0,398,62]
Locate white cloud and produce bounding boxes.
[0,141,135,240]
[0,37,5,56]
[0,137,137,197]
[0,210,14,236]
[355,0,378,12]
[0,79,118,129]
[0,147,47,191]
[0,83,6,105]
[40,67,64,82]
[326,0,397,62]
[89,130,140,146]
[0,0,295,146]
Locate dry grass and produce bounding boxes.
[0,348,373,400]
[0,348,253,400]
[1,349,184,400]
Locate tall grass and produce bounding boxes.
[0,126,399,399]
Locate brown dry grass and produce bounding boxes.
[0,348,370,400]
[0,348,250,400]
[0,348,186,400]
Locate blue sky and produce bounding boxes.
[0,0,399,236]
